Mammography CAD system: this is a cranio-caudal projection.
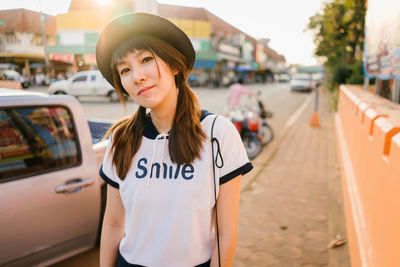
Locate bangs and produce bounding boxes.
[111,37,154,67]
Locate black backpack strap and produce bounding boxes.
[211,115,223,266]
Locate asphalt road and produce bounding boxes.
[28,82,311,266]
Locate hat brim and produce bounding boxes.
[96,12,195,87]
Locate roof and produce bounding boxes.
[203,9,258,43]
[0,88,48,97]
[158,4,208,21]
[0,9,56,35]
[69,0,132,10]
[158,4,286,62]
[159,4,257,42]
[264,46,286,62]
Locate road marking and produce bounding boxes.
[284,93,313,128]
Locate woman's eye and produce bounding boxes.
[120,68,129,75]
[142,56,153,63]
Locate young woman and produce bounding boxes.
[96,13,253,267]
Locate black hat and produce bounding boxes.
[96,12,195,86]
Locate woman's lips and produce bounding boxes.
[138,85,154,95]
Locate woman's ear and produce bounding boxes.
[172,68,179,76]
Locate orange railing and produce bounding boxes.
[335,84,400,267]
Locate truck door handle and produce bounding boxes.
[55,178,94,194]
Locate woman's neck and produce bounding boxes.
[150,88,178,134]
[150,110,175,134]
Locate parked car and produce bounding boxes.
[0,88,111,267]
[278,73,290,83]
[290,73,316,92]
[48,70,119,102]
[0,69,30,88]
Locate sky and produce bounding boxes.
[0,0,328,66]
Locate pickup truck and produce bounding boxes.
[0,88,111,266]
[48,70,119,102]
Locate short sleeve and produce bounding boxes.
[211,116,253,185]
[99,134,120,189]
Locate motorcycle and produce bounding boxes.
[254,91,274,146]
[226,91,274,159]
[228,109,263,160]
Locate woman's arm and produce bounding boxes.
[100,185,125,267]
[210,175,242,267]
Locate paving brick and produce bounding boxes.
[249,251,277,265]
[235,246,251,260]
[305,230,328,242]
[234,89,350,266]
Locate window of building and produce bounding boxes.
[5,33,18,44]
[0,106,80,182]
[31,34,43,46]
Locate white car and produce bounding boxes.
[48,70,119,102]
[0,69,30,88]
[290,73,316,92]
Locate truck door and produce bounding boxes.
[0,105,101,266]
[69,74,89,96]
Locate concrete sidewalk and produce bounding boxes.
[234,89,350,267]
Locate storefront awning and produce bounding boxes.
[195,50,218,61]
[47,44,96,55]
[0,53,44,60]
[30,63,45,69]
[236,64,252,72]
[193,60,216,69]
[218,52,247,64]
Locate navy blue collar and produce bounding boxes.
[143,110,213,140]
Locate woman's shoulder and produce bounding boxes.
[200,110,236,137]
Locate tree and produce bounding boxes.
[306,0,366,90]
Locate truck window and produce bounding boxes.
[91,75,97,81]
[72,75,87,83]
[0,106,81,182]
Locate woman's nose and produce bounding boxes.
[133,68,146,84]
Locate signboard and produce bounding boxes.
[49,53,75,63]
[83,54,96,65]
[364,0,400,79]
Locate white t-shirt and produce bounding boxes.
[100,111,253,267]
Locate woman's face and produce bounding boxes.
[116,49,178,110]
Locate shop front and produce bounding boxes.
[191,50,218,87]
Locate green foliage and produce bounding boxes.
[347,59,364,84]
[306,0,366,91]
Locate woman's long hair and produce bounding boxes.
[104,36,206,180]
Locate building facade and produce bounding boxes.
[0,9,57,82]
[0,1,286,86]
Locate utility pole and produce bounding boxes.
[39,0,50,76]
[309,73,320,127]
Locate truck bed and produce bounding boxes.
[87,120,113,144]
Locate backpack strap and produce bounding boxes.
[211,115,223,266]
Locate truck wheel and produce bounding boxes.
[109,91,119,102]
[55,91,66,95]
